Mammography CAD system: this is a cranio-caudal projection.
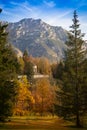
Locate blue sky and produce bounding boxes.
[0,0,87,39]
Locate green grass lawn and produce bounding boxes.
[0,116,87,130]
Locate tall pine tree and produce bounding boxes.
[0,10,20,121]
[56,11,87,127]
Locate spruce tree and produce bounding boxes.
[56,11,87,127]
[0,11,20,121]
[23,51,34,80]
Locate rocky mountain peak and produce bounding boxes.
[8,18,68,62]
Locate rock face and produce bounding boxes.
[8,18,68,62]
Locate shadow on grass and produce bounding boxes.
[64,124,87,130]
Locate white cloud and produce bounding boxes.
[43,0,56,8]
[42,14,72,30]
[10,1,33,12]
[1,1,37,22]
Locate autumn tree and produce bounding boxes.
[37,57,51,75]
[0,10,20,121]
[32,78,55,116]
[56,11,87,127]
[13,76,34,115]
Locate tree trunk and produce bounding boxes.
[76,113,82,128]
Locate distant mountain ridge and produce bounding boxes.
[7,18,68,62]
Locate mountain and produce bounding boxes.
[7,18,68,62]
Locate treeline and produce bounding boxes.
[0,10,87,128]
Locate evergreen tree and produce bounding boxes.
[24,60,34,80]
[23,50,34,80]
[0,11,20,121]
[56,11,87,127]
[23,49,29,57]
[51,62,64,79]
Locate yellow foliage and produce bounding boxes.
[32,78,56,114]
[13,76,35,115]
